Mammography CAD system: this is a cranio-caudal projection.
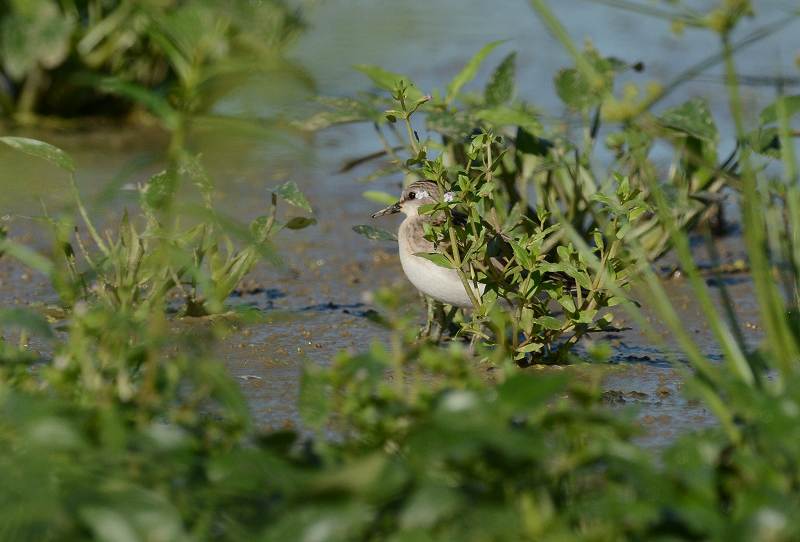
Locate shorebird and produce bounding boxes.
[371,180,483,308]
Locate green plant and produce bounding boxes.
[0,136,315,316]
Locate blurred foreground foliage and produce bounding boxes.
[0,0,309,124]
[5,281,800,540]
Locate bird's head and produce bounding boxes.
[371,180,452,218]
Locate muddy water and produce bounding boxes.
[1,1,795,446]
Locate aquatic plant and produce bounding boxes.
[0,136,315,316]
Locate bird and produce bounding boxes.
[371,179,484,308]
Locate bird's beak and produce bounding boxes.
[371,201,401,218]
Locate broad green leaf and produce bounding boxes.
[657,98,718,142]
[555,68,594,110]
[474,104,541,133]
[352,224,397,242]
[484,52,516,106]
[509,239,532,269]
[363,190,398,206]
[516,342,544,353]
[272,181,313,213]
[558,295,576,313]
[0,4,74,80]
[759,95,800,125]
[413,252,453,268]
[355,64,409,90]
[284,216,316,230]
[446,41,504,101]
[0,137,75,172]
[534,316,563,330]
[142,170,177,211]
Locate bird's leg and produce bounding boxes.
[431,302,448,343]
[418,294,436,339]
[467,329,480,356]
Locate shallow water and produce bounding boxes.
[0,1,795,446]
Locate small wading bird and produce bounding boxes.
[371,180,484,309]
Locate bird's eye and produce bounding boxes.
[407,192,416,200]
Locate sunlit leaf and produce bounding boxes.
[446,41,504,101]
[413,252,453,268]
[0,137,75,172]
[142,170,177,211]
[759,95,800,125]
[535,316,563,330]
[272,181,313,213]
[484,52,516,106]
[0,3,74,80]
[555,68,594,110]
[657,98,718,142]
[355,64,423,100]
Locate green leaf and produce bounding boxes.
[484,52,516,106]
[0,3,75,80]
[272,181,313,213]
[352,224,397,242]
[0,308,54,339]
[446,41,504,102]
[555,68,593,110]
[413,252,453,268]
[0,137,75,172]
[509,239,532,269]
[142,170,177,211]
[355,64,423,100]
[657,98,718,142]
[558,295,576,313]
[474,103,541,133]
[759,95,800,125]
[516,342,544,353]
[284,216,316,230]
[355,64,409,90]
[363,191,398,206]
[534,316,563,330]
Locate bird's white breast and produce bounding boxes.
[398,217,482,308]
